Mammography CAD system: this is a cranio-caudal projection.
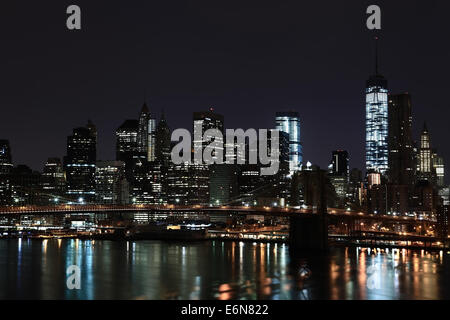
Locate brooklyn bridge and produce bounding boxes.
[0,203,446,250]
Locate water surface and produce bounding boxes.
[0,239,448,300]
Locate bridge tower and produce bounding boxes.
[289,170,329,251]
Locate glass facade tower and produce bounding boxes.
[275,111,302,174]
[365,38,388,175]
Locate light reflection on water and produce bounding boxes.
[0,239,448,300]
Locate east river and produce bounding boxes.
[0,239,448,300]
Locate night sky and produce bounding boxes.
[1,1,449,182]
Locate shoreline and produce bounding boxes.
[1,235,448,252]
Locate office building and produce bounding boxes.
[41,158,65,203]
[166,162,209,205]
[64,124,97,203]
[95,161,129,204]
[432,154,445,188]
[276,111,302,173]
[418,123,433,182]
[0,140,13,204]
[155,112,171,166]
[388,93,414,185]
[328,151,349,201]
[193,108,224,163]
[10,165,42,205]
[209,164,238,206]
[366,37,389,174]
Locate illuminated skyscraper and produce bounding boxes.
[148,115,156,162]
[418,123,432,180]
[275,111,302,174]
[366,37,388,175]
[137,103,149,157]
[433,154,445,188]
[137,103,157,162]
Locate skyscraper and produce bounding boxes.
[116,119,140,180]
[193,108,224,163]
[209,164,238,206]
[0,140,13,175]
[366,37,388,175]
[95,161,129,204]
[137,103,149,157]
[388,93,414,186]
[418,123,433,181]
[329,150,349,200]
[0,140,13,204]
[275,111,302,174]
[330,150,349,178]
[64,124,97,203]
[155,112,171,165]
[137,103,157,162]
[41,158,66,202]
[432,153,445,188]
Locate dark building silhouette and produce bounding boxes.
[437,205,449,238]
[328,150,349,203]
[411,180,440,218]
[64,124,97,203]
[41,157,65,203]
[290,166,337,208]
[388,93,414,186]
[116,119,140,181]
[330,150,349,178]
[348,168,364,208]
[0,140,13,204]
[386,93,415,215]
[0,140,13,174]
[209,164,238,206]
[367,183,387,215]
[155,112,171,166]
[10,165,42,205]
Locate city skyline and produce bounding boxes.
[1,1,449,176]
[0,98,448,184]
[1,1,450,303]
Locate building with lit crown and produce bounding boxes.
[366,38,388,175]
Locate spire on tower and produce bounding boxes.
[140,101,149,114]
[374,36,379,75]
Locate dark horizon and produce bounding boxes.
[1,1,449,183]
